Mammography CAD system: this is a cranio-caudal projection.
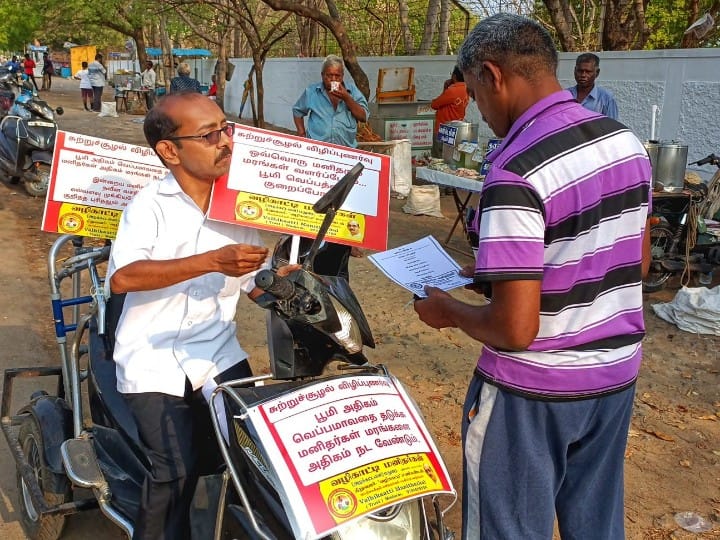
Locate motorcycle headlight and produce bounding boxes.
[27,101,54,121]
[329,296,363,354]
[332,502,423,540]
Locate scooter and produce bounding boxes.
[1,163,456,539]
[643,153,720,292]
[0,76,63,197]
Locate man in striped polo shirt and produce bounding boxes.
[414,14,652,540]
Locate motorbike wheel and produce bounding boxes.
[16,415,69,540]
[643,224,675,293]
[24,164,50,198]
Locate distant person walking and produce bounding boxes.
[169,62,202,94]
[74,61,93,111]
[41,52,54,90]
[88,53,107,112]
[22,54,39,92]
[567,53,618,119]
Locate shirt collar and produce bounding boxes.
[158,172,184,196]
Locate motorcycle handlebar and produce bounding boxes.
[255,269,296,301]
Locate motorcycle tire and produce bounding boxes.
[24,164,50,198]
[643,224,675,293]
[16,414,69,540]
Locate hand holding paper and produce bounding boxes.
[368,235,473,298]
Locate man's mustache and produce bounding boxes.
[216,148,232,164]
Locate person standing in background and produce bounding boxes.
[430,66,470,157]
[169,62,202,94]
[415,13,651,540]
[73,61,93,111]
[567,53,619,119]
[208,74,217,100]
[140,60,157,110]
[292,54,370,274]
[22,54,39,92]
[41,52,54,90]
[88,53,107,112]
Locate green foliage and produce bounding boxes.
[645,0,693,49]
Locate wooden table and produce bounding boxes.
[117,89,149,114]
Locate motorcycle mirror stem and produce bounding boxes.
[302,162,364,272]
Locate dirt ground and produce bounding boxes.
[0,78,718,539]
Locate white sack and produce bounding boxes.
[402,184,444,218]
[652,285,720,336]
[98,101,118,118]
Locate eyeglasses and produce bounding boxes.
[166,124,235,145]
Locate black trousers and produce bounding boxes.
[123,361,252,540]
[91,86,104,111]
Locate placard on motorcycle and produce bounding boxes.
[245,374,455,539]
[40,127,391,252]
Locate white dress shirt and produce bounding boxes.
[108,173,267,397]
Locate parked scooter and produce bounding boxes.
[1,164,456,539]
[0,76,63,197]
[643,153,720,292]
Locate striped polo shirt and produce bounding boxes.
[472,90,652,399]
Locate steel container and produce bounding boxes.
[644,140,688,192]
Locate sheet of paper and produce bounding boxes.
[368,235,473,297]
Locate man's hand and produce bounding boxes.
[212,244,268,277]
[413,286,456,329]
[460,263,485,295]
[276,264,302,277]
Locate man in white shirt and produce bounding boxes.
[108,92,296,539]
[87,53,107,112]
[140,60,157,110]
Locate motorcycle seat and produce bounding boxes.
[87,293,143,449]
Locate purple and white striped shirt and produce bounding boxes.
[472,90,652,398]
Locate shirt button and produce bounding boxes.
[187,321,193,327]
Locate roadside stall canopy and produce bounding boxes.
[145,48,213,86]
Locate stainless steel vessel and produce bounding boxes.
[644,140,688,192]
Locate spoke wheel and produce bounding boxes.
[16,415,69,540]
[643,224,675,293]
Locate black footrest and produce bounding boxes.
[61,438,106,489]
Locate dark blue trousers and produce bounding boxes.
[461,373,635,540]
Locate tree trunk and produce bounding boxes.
[134,28,147,69]
[397,0,415,54]
[437,0,451,55]
[543,0,576,51]
[216,40,227,112]
[159,14,174,92]
[259,0,370,98]
[253,53,265,127]
[417,0,441,55]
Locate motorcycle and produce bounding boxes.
[643,153,720,292]
[1,163,456,540]
[0,76,63,197]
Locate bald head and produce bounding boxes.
[144,92,219,149]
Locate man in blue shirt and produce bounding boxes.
[292,54,369,148]
[567,53,618,120]
[5,56,21,74]
[291,55,370,275]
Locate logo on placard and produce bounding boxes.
[327,488,357,519]
[235,200,263,221]
[58,212,85,233]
